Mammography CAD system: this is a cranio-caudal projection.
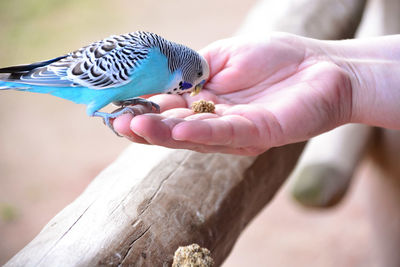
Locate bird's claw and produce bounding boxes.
[113,98,160,113]
[94,107,135,137]
[94,98,160,137]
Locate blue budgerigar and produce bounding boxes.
[0,31,210,135]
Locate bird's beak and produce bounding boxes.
[190,80,205,96]
[190,84,202,96]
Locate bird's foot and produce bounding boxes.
[113,98,160,113]
[93,107,136,137]
[94,98,160,137]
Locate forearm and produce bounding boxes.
[321,35,400,129]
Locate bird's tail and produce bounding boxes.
[0,68,72,101]
[0,56,99,106]
[0,55,69,91]
[0,80,32,90]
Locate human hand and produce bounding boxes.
[113,33,354,155]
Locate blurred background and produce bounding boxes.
[0,0,396,266]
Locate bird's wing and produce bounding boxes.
[0,33,151,89]
[54,33,151,89]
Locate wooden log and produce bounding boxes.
[5,143,305,266]
[5,0,367,266]
[237,0,366,39]
[290,124,372,207]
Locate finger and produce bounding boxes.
[171,114,261,147]
[198,39,229,79]
[129,114,224,149]
[113,113,150,144]
[162,108,194,118]
[184,113,220,121]
[130,114,186,147]
[128,114,261,155]
[111,103,162,143]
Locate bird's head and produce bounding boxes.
[189,55,209,96]
[165,48,209,96]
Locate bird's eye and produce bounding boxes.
[197,71,203,77]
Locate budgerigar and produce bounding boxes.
[0,31,210,135]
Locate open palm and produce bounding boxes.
[114,33,353,155]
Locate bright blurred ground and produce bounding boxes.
[0,1,379,266]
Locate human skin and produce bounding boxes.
[113,33,400,155]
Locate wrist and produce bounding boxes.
[318,36,400,129]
